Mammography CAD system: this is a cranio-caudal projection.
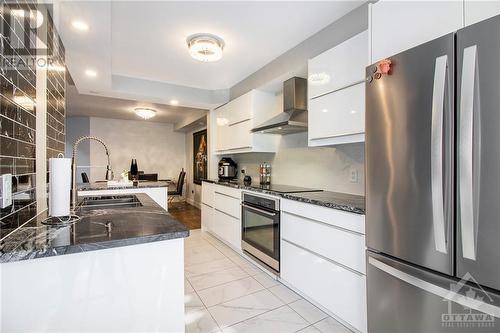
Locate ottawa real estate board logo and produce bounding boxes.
[442,273,497,329]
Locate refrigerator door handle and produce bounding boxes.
[430,55,449,254]
[459,45,478,260]
[368,256,500,318]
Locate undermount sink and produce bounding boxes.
[80,195,143,209]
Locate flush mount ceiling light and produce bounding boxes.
[187,33,225,62]
[134,108,156,120]
[72,20,89,31]
[308,72,330,86]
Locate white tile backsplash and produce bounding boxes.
[226,132,364,195]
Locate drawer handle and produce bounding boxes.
[309,80,365,100]
[241,203,277,217]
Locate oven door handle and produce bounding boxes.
[241,203,277,217]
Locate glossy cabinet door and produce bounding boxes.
[201,203,213,232]
[370,0,463,62]
[308,82,365,146]
[227,119,253,152]
[215,105,229,152]
[213,209,241,250]
[226,92,253,125]
[464,0,500,26]
[201,181,215,207]
[308,30,368,98]
[281,240,367,333]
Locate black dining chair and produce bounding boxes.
[81,172,90,183]
[168,169,186,203]
[139,173,158,181]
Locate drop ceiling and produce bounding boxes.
[55,1,363,122]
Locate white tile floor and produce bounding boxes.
[184,229,353,333]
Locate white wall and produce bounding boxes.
[65,117,90,182]
[185,126,207,208]
[228,135,365,195]
[66,116,186,182]
[89,117,185,182]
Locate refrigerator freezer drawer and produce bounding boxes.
[367,252,500,333]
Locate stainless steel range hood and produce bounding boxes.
[251,77,307,135]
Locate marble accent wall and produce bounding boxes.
[0,4,65,239]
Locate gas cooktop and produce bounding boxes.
[248,184,322,194]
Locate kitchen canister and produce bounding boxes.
[49,154,72,217]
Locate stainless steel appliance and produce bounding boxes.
[218,157,237,180]
[251,77,308,135]
[241,185,322,273]
[241,192,281,272]
[366,15,500,332]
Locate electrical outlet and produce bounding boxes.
[1,173,13,208]
[349,168,359,183]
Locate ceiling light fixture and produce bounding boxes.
[170,99,179,105]
[85,69,97,77]
[134,108,156,120]
[72,20,89,31]
[187,33,225,62]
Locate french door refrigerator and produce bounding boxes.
[365,15,500,333]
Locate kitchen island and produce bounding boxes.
[78,180,170,210]
[0,193,188,332]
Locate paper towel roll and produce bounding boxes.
[49,157,72,217]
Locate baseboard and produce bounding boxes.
[186,198,201,209]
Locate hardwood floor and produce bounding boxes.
[169,201,201,230]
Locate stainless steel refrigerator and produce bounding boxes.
[365,15,500,333]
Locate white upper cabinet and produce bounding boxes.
[308,30,368,98]
[369,0,464,63]
[464,0,500,26]
[214,90,278,154]
[307,31,368,146]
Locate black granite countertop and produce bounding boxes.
[202,179,365,214]
[0,193,189,264]
[78,181,170,191]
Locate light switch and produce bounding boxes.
[1,173,13,208]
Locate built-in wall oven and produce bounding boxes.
[241,192,280,273]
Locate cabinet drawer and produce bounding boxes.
[308,30,368,97]
[281,240,367,333]
[281,212,365,274]
[201,182,215,207]
[281,199,365,234]
[309,83,365,142]
[213,184,241,200]
[214,192,240,219]
[213,209,241,250]
[201,203,213,232]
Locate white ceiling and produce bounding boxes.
[55,1,363,122]
[66,85,207,129]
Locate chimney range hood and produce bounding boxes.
[251,77,307,135]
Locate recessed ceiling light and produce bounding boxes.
[187,33,225,62]
[85,69,97,77]
[72,20,89,31]
[170,99,179,105]
[322,109,328,113]
[134,108,156,120]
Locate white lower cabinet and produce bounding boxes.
[213,209,241,250]
[281,240,367,333]
[201,203,213,232]
[201,183,242,251]
[280,199,367,333]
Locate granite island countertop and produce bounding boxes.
[78,180,170,191]
[0,193,189,263]
[202,179,365,214]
